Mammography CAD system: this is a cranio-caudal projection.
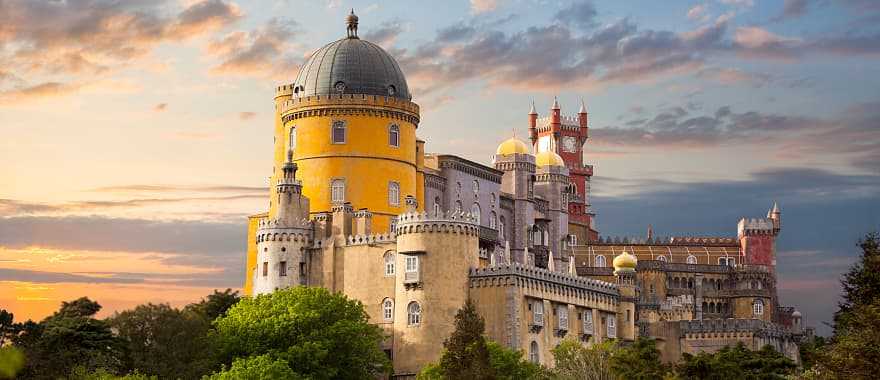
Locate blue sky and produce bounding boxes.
[0,0,878,334]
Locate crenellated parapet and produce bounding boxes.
[738,218,777,237]
[470,263,619,296]
[680,319,791,339]
[279,93,420,125]
[395,210,479,236]
[345,232,396,246]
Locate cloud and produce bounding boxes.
[239,111,256,120]
[363,20,405,47]
[154,103,168,112]
[0,82,81,104]
[90,185,267,193]
[774,0,810,21]
[555,1,599,30]
[208,18,299,78]
[0,194,264,217]
[687,4,709,21]
[0,268,143,284]
[695,67,772,87]
[470,0,499,14]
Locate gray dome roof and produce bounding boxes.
[291,36,411,101]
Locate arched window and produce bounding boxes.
[491,193,496,205]
[455,200,462,213]
[753,299,764,316]
[433,197,441,216]
[472,180,479,194]
[456,182,462,198]
[382,298,394,321]
[499,217,505,239]
[489,211,497,229]
[388,182,400,206]
[331,120,346,143]
[407,302,421,326]
[595,255,606,267]
[686,255,697,264]
[388,124,400,147]
[289,127,297,152]
[529,341,539,363]
[331,179,345,203]
[384,251,395,276]
[657,255,667,263]
[471,203,481,224]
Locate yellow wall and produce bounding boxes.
[284,108,419,233]
[243,213,266,295]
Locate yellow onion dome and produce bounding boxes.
[496,137,530,156]
[613,251,638,272]
[535,150,565,167]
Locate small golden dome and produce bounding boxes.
[496,138,530,155]
[613,251,637,272]
[535,150,565,167]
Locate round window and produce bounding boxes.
[387,85,396,96]
[334,81,346,92]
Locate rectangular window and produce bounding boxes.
[558,305,568,330]
[332,120,346,143]
[279,261,287,277]
[405,256,419,273]
[533,301,544,326]
[607,315,616,338]
[331,179,345,203]
[262,262,268,277]
[583,309,594,334]
[389,125,400,147]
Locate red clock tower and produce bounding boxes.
[528,98,598,242]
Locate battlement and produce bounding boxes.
[257,217,313,230]
[679,319,789,338]
[536,115,584,127]
[345,232,396,246]
[279,93,420,116]
[469,262,619,296]
[395,210,479,236]
[738,218,776,236]
[275,84,294,98]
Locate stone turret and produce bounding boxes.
[613,251,638,341]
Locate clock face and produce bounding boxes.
[562,136,578,153]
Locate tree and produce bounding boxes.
[210,286,389,379]
[110,303,216,379]
[676,342,795,380]
[552,338,617,380]
[611,337,670,379]
[0,310,14,346]
[486,340,548,380]
[834,232,880,334]
[798,335,826,372]
[810,299,880,379]
[205,354,301,380]
[0,347,25,379]
[16,297,122,379]
[184,288,240,321]
[437,299,494,380]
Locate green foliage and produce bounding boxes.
[16,297,122,379]
[810,299,880,379]
[204,354,302,380]
[797,335,826,373]
[676,342,795,380]
[437,299,494,380]
[611,337,670,380]
[110,303,217,379]
[552,338,617,380]
[211,286,389,379]
[834,232,880,334]
[184,288,240,321]
[416,362,443,380]
[0,310,14,347]
[0,347,25,379]
[486,340,548,380]
[67,367,157,380]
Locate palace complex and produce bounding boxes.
[243,12,809,378]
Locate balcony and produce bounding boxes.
[479,226,498,243]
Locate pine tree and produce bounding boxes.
[833,232,880,334]
[438,299,494,380]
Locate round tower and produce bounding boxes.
[613,251,638,342]
[392,210,480,375]
[493,137,536,264]
[279,12,421,232]
[534,150,569,263]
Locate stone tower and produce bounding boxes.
[612,251,638,341]
[493,137,536,264]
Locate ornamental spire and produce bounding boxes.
[346,9,359,38]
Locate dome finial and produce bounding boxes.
[346,9,359,38]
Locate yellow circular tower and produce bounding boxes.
[270,11,422,232]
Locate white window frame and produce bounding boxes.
[570,234,578,246]
[289,127,297,152]
[582,309,594,334]
[471,203,481,224]
[607,315,616,338]
[433,197,441,216]
[499,217,505,239]
[384,252,395,276]
[472,179,479,194]
[331,120,346,144]
[595,255,606,267]
[657,255,668,262]
[686,255,697,264]
[383,298,394,321]
[388,124,400,147]
[529,341,539,363]
[405,256,419,274]
[331,178,345,203]
[407,301,421,326]
[388,181,400,206]
[533,301,544,326]
[753,299,764,316]
[558,305,568,330]
[489,211,497,229]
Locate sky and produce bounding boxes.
[0,0,878,335]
